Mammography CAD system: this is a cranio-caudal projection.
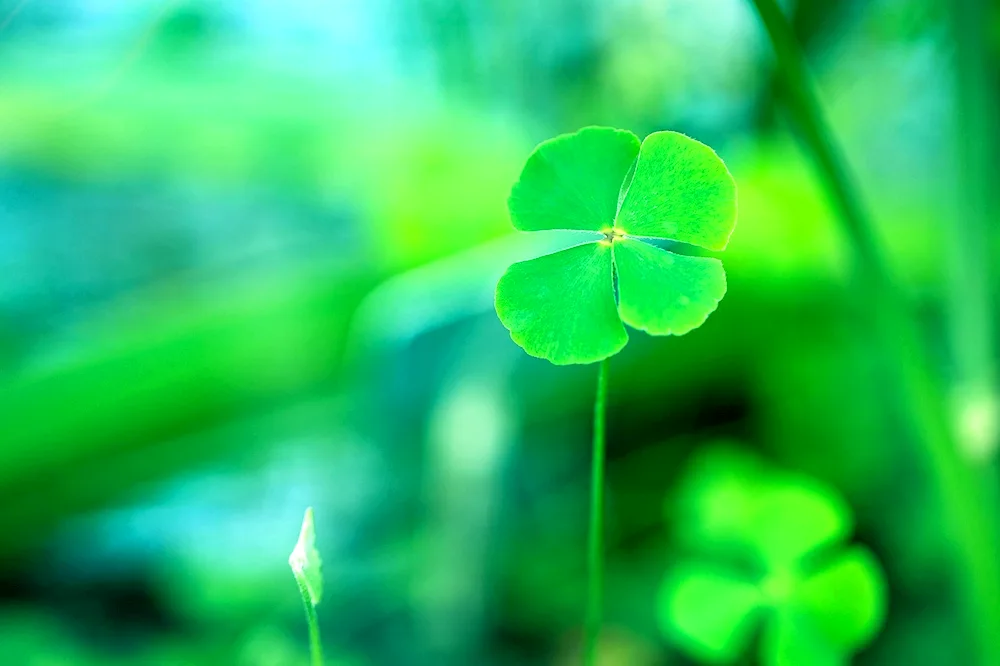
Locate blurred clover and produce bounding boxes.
[659,447,887,665]
[495,126,737,365]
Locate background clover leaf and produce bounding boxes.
[752,482,852,567]
[496,127,737,365]
[659,563,763,663]
[660,446,887,666]
[673,446,852,568]
[763,611,844,666]
[792,548,886,650]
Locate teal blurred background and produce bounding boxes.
[1,0,998,664]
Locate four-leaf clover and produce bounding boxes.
[495,127,737,364]
[659,446,887,665]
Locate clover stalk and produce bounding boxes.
[585,357,609,666]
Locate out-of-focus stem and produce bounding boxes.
[748,0,890,295]
[584,358,609,666]
[748,0,1000,662]
[946,0,999,460]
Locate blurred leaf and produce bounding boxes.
[762,610,844,666]
[793,547,887,650]
[0,64,528,271]
[673,446,852,566]
[0,265,376,555]
[662,445,887,665]
[751,482,852,566]
[658,563,762,663]
[672,445,765,552]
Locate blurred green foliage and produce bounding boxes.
[0,0,998,665]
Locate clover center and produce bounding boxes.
[601,227,625,243]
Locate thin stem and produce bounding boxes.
[749,0,889,294]
[946,0,999,459]
[295,575,324,666]
[748,1,1000,662]
[584,358,609,666]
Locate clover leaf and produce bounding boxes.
[659,447,887,665]
[495,127,737,365]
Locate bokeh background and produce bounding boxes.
[1,0,999,664]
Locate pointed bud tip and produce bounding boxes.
[289,506,323,606]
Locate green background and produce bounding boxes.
[0,0,998,664]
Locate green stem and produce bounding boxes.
[748,1,1000,662]
[946,0,999,458]
[749,0,888,291]
[585,358,609,666]
[295,575,324,666]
